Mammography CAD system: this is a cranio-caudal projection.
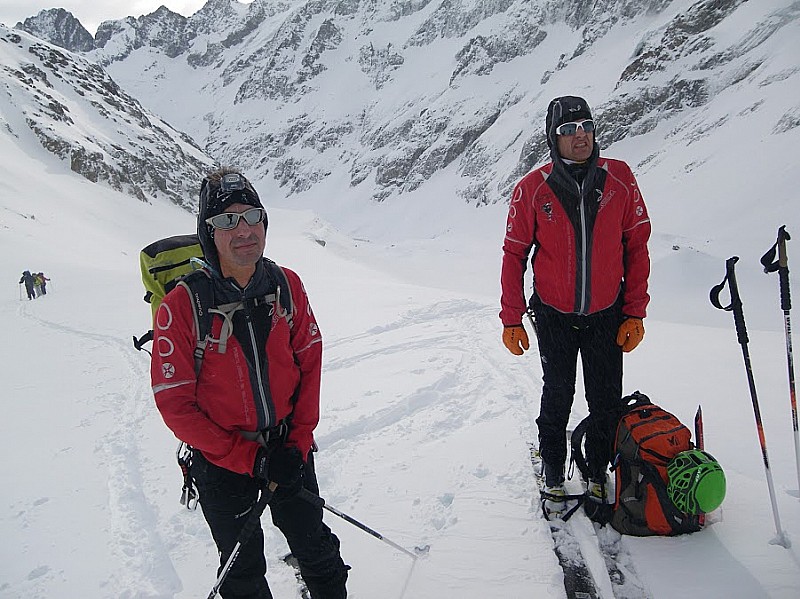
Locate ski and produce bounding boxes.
[531,440,650,599]
[573,481,650,599]
[529,443,600,599]
[282,553,311,599]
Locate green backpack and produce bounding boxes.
[133,234,205,353]
[140,234,204,323]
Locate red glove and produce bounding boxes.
[616,318,644,352]
[502,325,529,356]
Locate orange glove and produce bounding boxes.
[616,318,644,352]
[503,325,530,356]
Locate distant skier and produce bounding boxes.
[499,96,651,517]
[33,272,43,297]
[37,272,50,295]
[19,270,36,300]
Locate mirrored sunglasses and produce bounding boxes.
[555,119,595,136]
[206,207,266,230]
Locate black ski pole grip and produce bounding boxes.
[298,487,326,509]
[779,260,792,312]
[761,226,792,312]
[241,482,275,532]
[710,257,749,345]
[726,257,750,346]
[777,226,791,312]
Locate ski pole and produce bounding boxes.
[207,481,277,599]
[760,225,800,495]
[299,488,429,560]
[710,256,790,547]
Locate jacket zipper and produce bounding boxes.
[577,179,588,314]
[244,302,271,429]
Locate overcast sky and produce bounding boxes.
[0,1,253,35]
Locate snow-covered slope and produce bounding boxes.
[0,24,214,208]
[1,113,800,598]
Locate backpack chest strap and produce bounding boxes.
[207,294,279,355]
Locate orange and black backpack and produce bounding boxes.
[572,391,702,536]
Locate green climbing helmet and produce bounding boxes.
[667,449,726,515]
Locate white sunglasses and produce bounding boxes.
[205,207,266,230]
[555,119,595,136]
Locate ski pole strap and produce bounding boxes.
[132,330,153,354]
[570,418,591,482]
[710,256,749,345]
[760,225,792,312]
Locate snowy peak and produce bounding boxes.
[0,25,214,209]
[7,0,800,221]
[15,8,94,53]
[88,0,799,208]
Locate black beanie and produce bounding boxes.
[197,171,267,273]
[200,172,263,221]
[545,96,594,149]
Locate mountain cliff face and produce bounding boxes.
[12,0,800,216]
[0,25,213,209]
[16,7,95,52]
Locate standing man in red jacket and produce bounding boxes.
[151,169,348,598]
[500,96,651,518]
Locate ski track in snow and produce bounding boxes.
[314,298,565,597]
[18,305,183,598]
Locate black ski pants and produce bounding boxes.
[532,300,624,481]
[192,451,349,599]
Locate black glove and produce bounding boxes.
[253,445,304,497]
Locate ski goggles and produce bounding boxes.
[205,207,266,230]
[555,119,595,136]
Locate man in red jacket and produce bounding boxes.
[500,96,651,518]
[151,169,348,598]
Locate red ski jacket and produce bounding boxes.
[151,265,321,476]
[500,157,650,325]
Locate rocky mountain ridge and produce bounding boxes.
[11,0,800,216]
[1,25,213,208]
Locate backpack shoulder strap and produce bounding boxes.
[637,461,702,534]
[263,258,294,329]
[176,269,215,376]
[570,417,592,481]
